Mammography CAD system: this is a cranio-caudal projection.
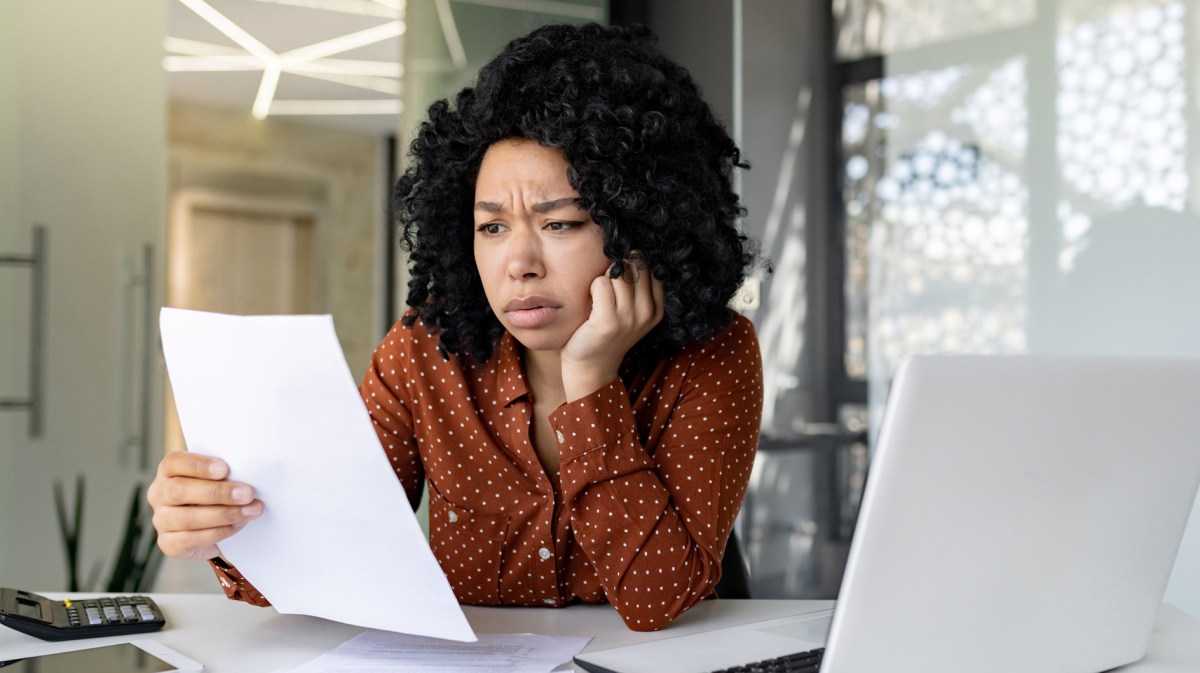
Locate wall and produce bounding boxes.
[639,0,735,130]
[1,0,167,590]
[0,0,19,562]
[168,100,383,376]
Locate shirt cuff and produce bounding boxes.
[208,557,272,607]
[550,380,654,486]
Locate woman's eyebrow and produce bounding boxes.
[473,197,581,214]
[532,197,582,213]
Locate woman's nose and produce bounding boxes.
[506,228,545,279]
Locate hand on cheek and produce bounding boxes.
[561,254,665,401]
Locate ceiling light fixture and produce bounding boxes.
[269,99,404,115]
[294,70,401,95]
[434,0,467,69]
[176,0,276,63]
[172,0,403,120]
[166,38,403,77]
[164,36,247,58]
[251,0,403,19]
[251,64,283,119]
[278,21,404,67]
[163,55,263,72]
[450,0,603,21]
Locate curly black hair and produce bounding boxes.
[394,22,757,363]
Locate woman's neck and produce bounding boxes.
[523,347,565,407]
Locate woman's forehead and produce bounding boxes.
[475,139,577,200]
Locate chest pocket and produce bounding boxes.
[427,479,509,605]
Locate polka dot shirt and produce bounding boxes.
[211,311,763,632]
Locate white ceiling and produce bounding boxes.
[166,0,406,136]
[165,0,608,137]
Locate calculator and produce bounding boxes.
[0,587,166,641]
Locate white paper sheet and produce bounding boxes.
[283,631,591,673]
[159,308,475,642]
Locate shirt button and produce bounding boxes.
[543,598,556,605]
[447,511,458,523]
[538,547,552,560]
[555,430,564,443]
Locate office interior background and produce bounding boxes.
[2,0,1199,618]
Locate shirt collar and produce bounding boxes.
[491,331,529,407]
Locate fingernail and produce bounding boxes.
[242,503,262,517]
[232,486,251,503]
[208,461,224,477]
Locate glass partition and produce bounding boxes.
[870,0,1200,615]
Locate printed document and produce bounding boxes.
[284,631,591,673]
[159,308,475,642]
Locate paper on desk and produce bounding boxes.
[283,631,591,673]
[159,308,475,642]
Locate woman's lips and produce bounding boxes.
[503,297,561,328]
[506,306,560,328]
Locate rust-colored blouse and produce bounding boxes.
[211,312,763,631]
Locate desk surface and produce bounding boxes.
[2,595,1199,672]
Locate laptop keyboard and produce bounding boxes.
[710,647,824,673]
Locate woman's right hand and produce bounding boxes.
[147,452,263,561]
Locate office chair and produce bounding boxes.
[714,530,751,598]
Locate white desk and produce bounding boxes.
[2,595,1200,672]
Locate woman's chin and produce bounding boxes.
[496,309,585,356]
[510,331,571,354]
[502,320,577,355]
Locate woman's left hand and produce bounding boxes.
[560,253,664,401]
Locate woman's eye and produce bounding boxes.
[476,223,504,235]
[546,221,583,231]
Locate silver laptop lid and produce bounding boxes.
[823,355,1200,673]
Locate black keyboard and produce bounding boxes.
[711,647,824,673]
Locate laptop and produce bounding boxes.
[574,355,1200,673]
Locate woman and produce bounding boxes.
[148,22,763,632]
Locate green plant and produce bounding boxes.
[52,475,86,592]
[105,482,162,593]
[53,475,162,592]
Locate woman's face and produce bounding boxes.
[473,138,610,353]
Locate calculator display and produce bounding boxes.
[14,600,39,620]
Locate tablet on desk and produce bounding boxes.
[0,640,202,672]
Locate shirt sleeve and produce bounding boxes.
[358,317,426,510]
[208,557,271,607]
[550,317,764,631]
